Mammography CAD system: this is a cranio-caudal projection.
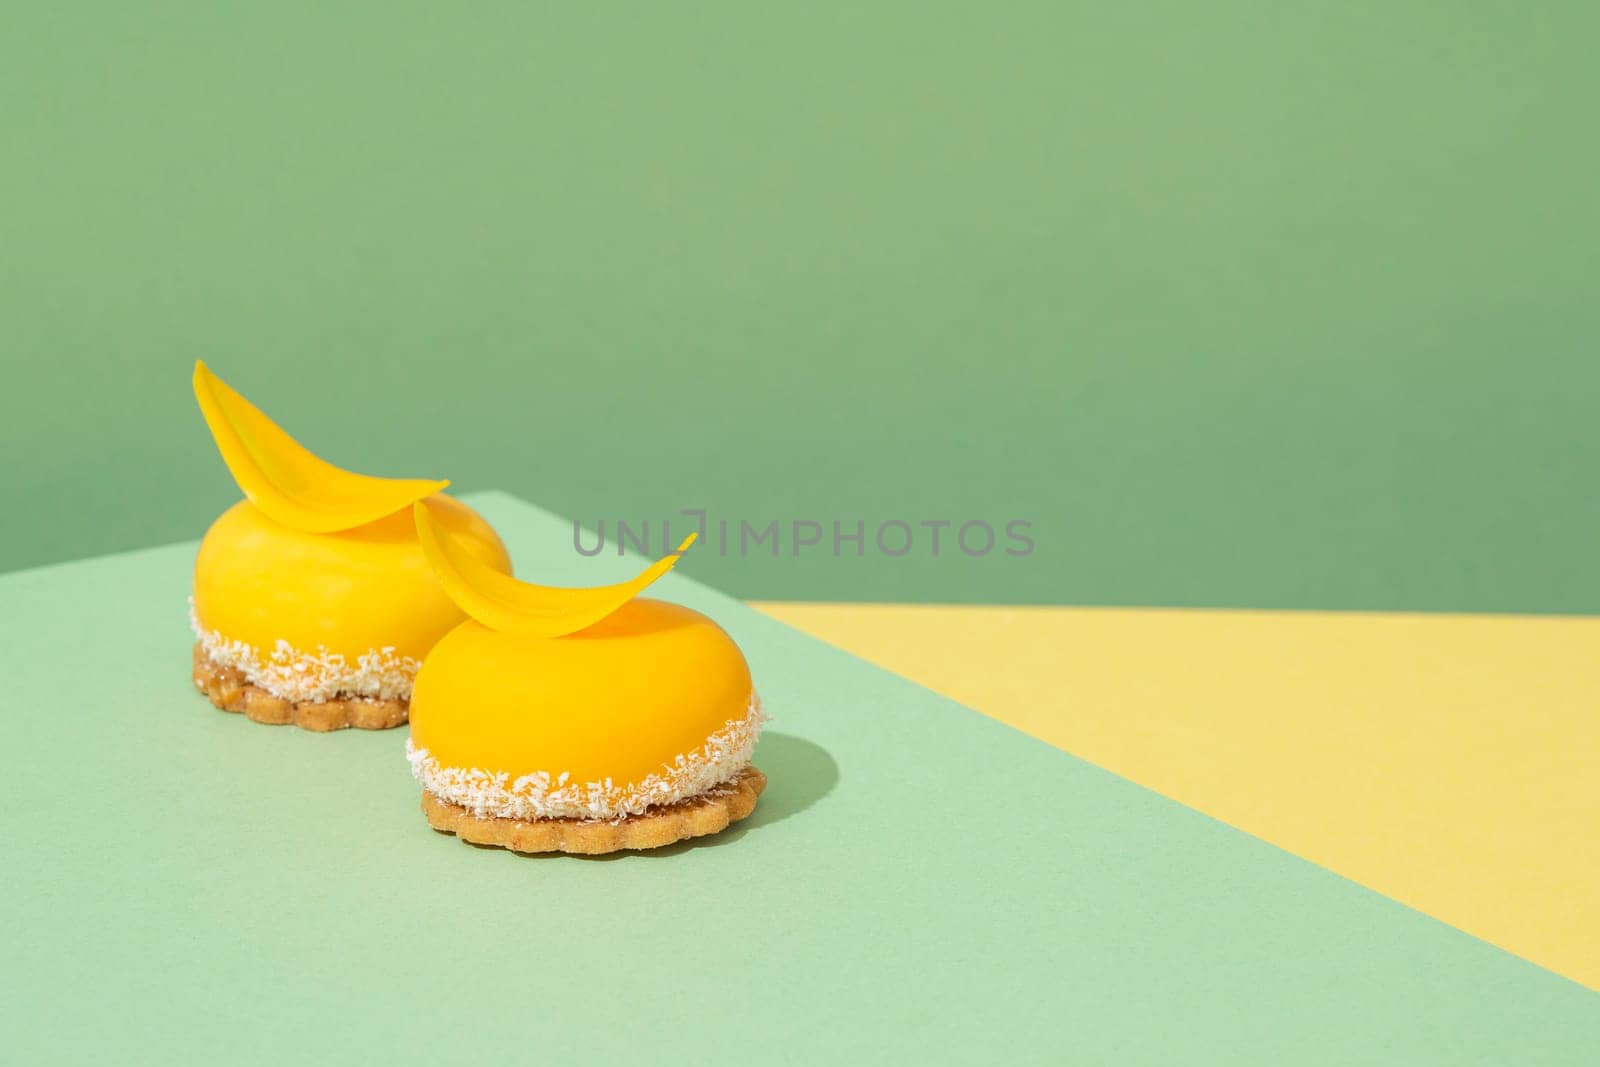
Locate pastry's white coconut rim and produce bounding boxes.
[189,599,419,704]
[407,694,767,822]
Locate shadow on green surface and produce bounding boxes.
[577,731,838,859]
[725,731,840,832]
[458,731,839,862]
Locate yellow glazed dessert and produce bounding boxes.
[189,363,511,730]
[407,499,767,853]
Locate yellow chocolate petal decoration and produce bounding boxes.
[193,361,449,532]
[414,499,696,637]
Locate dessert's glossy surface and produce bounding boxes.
[410,597,754,786]
[194,493,510,670]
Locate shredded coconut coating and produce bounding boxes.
[408,694,767,822]
[189,598,420,704]
[421,767,766,854]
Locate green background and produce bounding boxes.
[5,2,1598,610]
[4,495,1597,1065]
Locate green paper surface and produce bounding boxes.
[4,2,1600,613]
[1,492,1596,1064]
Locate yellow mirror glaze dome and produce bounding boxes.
[187,362,512,713]
[193,494,511,702]
[409,598,758,817]
[406,503,765,823]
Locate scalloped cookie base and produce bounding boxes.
[191,643,408,732]
[421,766,767,854]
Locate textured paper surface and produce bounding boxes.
[754,602,1600,990]
[2,493,1597,1064]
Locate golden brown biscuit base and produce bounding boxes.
[421,766,767,855]
[191,642,408,732]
